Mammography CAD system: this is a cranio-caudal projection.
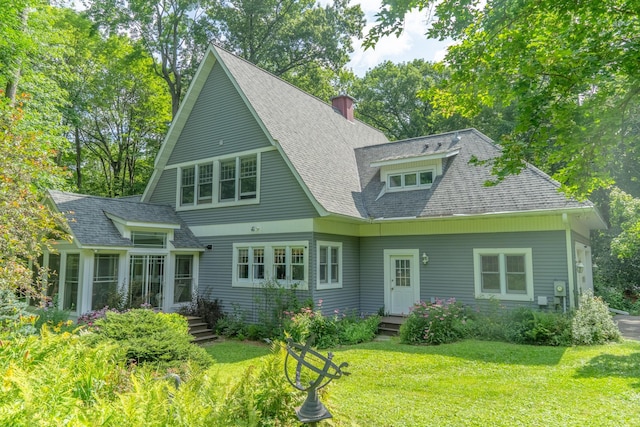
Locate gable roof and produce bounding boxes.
[48,190,202,249]
[143,44,389,218]
[356,129,602,223]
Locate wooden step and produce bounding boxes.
[378,316,406,336]
[184,315,218,344]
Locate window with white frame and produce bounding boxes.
[92,254,119,309]
[178,153,259,208]
[317,241,342,289]
[174,255,193,303]
[387,169,434,191]
[473,248,534,301]
[131,231,167,248]
[232,242,308,288]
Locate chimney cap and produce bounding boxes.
[330,93,356,102]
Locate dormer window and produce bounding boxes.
[131,231,166,248]
[388,169,434,190]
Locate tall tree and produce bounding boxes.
[77,36,171,197]
[366,0,640,198]
[210,0,364,99]
[85,0,216,117]
[0,95,68,299]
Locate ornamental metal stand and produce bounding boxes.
[285,336,349,426]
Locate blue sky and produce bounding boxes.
[344,0,453,76]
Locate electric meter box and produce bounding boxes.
[554,281,566,297]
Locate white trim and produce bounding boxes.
[316,241,343,290]
[176,152,261,211]
[473,248,534,302]
[370,149,459,167]
[383,249,420,315]
[190,218,314,237]
[232,241,309,289]
[164,146,273,170]
[104,213,180,230]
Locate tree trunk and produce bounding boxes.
[75,125,82,190]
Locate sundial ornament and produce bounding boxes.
[285,336,349,424]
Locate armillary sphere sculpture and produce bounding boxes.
[285,336,350,424]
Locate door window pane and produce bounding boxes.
[63,254,80,311]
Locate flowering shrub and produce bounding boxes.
[572,291,621,345]
[77,306,128,328]
[284,300,380,348]
[399,298,469,345]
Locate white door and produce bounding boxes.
[384,250,420,315]
[575,244,593,295]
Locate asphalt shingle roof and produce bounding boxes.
[212,46,389,218]
[48,190,202,248]
[356,129,593,219]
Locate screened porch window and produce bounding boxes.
[92,254,119,309]
[174,255,193,303]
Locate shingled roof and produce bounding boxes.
[356,129,596,219]
[48,190,202,249]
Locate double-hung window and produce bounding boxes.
[473,248,533,301]
[178,154,259,208]
[233,242,308,288]
[220,155,257,202]
[317,241,342,289]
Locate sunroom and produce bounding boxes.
[45,190,203,317]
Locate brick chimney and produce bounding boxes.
[331,94,355,122]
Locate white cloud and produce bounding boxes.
[346,0,451,76]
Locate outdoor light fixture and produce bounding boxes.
[576,261,585,274]
[422,253,429,265]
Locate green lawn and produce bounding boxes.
[206,338,640,426]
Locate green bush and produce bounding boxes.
[84,309,212,368]
[399,298,469,345]
[285,302,380,348]
[216,303,249,339]
[0,289,37,337]
[572,291,621,345]
[179,297,224,330]
[504,307,572,346]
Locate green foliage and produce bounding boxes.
[0,95,68,299]
[572,291,621,345]
[216,303,249,339]
[368,0,640,198]
[218,343,309,426]
[503,307,572,347]
[249,279,309,340]
[85,309,212,368]
[32,300,73,334]
[179,297,225,330]
[399,298,469,345]
[0,289,37,337]
[285,302,380,349]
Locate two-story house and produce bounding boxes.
[46,45,604,318]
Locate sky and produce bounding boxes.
[344,0,453,76]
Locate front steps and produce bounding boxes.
[186,316,218,344]
[378,316,406,336]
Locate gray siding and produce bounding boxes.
[168,64,270,165]
[178,150,317,225]
[198,232,313,321]
[310,233,361,315]
[359,231,568,314]
[147,168,176,205]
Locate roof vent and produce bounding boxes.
[331,94,355,122]
[452,131,461,143]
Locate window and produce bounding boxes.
[177,153,260,208]
[174,255,193,303]
[198,163,213,204]
[387,169,434,190]
[220,155,258,202]
[317,241,342,289]
[232,242,308,288]
[63,253,80,311]
[131,231,166,248]
[473,248,534,301]
[93,254,119,309]
[181,166,195,205]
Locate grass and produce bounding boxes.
[205,338,640,426]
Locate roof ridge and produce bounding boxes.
[49,189,167,207]
[210,44,387,135]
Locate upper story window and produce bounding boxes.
[388,169,434,190]
[178,153,259,208]
[131,231,166,248]
[473,248,534,301]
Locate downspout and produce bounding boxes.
[563,213,576,309]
